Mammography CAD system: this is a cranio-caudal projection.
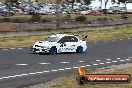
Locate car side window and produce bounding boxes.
[68,36,78,42]
[58,36,78,43]
[58,36,69,43]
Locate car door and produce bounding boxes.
[57,36,69,52]
[57,36,79,52]
[65,36,79,52]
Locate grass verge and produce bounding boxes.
[1,14,132,21]
[26,63,132,88]
[0,26,132,48]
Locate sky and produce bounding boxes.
[89,0,132,10]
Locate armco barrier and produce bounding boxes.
[0,22,132,37]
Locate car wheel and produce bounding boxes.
[50,46,57,55]
[76,76,85,85]
[76,46,83,53]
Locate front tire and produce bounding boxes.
[50,46,57,55]
[76,46,83,53]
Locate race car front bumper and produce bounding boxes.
[30,47,50,53]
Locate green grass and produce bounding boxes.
[0,26,132,48]
[0,0,4,2]
[50,65,132,88]
[1,14,132,21]
[27,64,132,88]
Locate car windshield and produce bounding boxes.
[45,37,58,42]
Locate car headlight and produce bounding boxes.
[42,46,49,48]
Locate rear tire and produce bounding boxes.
[76,46,83,53]
[50,46,57,55]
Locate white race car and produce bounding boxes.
[30,34,87,54]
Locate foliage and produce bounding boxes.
[31,13,41,22]
[75,16,87,23]
[5,0,18,3]
[83,0,92,5]
[2,17,11,22]
[99,0,109,9]
[66,0,75,3]
[112,0,132,5]
[56,0,63,3]
[121,13,128,19]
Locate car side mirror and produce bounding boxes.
[82,35,88,41]
[85,35,88,38]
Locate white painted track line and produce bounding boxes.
[99,63,105,65]
[36,72,44,74]
[86,65,91,67]
[2,49,8,50]
[107,59,111,61]
[29,73,37,75]
[15,75,23,77]
[106,62,111,64]
[0,55,131,81]
[96,60,101,62]
[17,48,23,50]
[73,67,79,69]
[112,61,118,63]
[8,75,17,78]
[120,60,125,62]
[1,48,23,51]
[60,62,70,64]
[58,69,65,71]
[80,66,85,67]
[1,77,10,79]
[65,68,72,70]
[16,64,28,66]
[117,58,121,60]
[10,48,16,50]
[39,63,51,65]
[126,59,130,61]
[43,71,50,73]
[78,61,85,63]
[93,64,98,66]
[20,74,28,76]
[51,70,58,72]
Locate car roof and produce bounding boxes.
[50,34,76,39]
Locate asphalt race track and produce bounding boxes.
[0,38,132,88]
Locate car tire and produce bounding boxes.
[76,76,85,85]
[50,46,57,55]
[76,46,83,53]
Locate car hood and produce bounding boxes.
[34,41,56,46]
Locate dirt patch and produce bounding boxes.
[0,23,55,32]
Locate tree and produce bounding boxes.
[56,0,63,4]
[104,0,109,9]
[67,0,75,9]
[99,0,103,9]
[55,0,63,28]
[112,0,132,18]
[5,0,18,3]
[83,0,92,5]
[112,0,132,7]
[76,0,81,3]
[99,0,109,9]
